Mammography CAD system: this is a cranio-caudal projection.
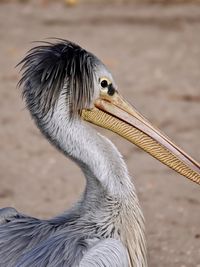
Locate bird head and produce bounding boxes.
[18,39,200,185]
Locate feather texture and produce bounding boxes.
[0,40,147,267]
[18,39,97,118]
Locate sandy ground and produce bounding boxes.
[0,1,200,266]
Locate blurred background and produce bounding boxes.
[0,0,200,266]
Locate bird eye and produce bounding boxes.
[101,79,108,88]
[100,77,115,96]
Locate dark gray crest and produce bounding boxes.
[18,39,98,117]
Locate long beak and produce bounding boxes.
[81,92,200,185]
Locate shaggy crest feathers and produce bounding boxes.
[18,39,97,117]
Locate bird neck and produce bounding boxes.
[33,100,147,266]
[33,95,135,198]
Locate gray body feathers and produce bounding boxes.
[0,198,128,267]
[79,239,129,267]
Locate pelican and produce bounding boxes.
[0,39,199,267]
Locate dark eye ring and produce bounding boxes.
[101,80,108,88]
